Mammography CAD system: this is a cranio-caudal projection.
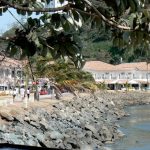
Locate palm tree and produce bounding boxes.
[32,55,96,95]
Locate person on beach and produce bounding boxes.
[12,88,17,102]
[15,87,19,96]
[27,87,30,100]
[20,86,25,101]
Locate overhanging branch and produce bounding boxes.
[0,36,14,41]
[0,0,133,31]
[83,0,132,31]
[0,0,69,12]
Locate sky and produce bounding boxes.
[0,8,23,35]
[0,8,40,35]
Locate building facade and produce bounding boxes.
[0,56,23,91]
[83,61,150,90]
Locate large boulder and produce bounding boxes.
[50,131,64,140]
[0,112,14,121]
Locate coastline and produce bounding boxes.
[0,91,150,150]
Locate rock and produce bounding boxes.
[14,116,24,123]
[64,143,72,149]
[64,138,79,149]
[76,132,86,139]
[50,131,64,140]
[100,126,113,141]
[110,101,115,106]
[24,116,30,122]
[63,134,70,139]
[80,144,93,150]
[117,129,125,137]
[103,147,112,150]
[56,142,65,149]
[30,114,39,122]
[85,136,93,144]
[43,140,55,148]
[2,133,24,145]
[0,125,7,132]
[85,124,97,134]
[36,133,45,142]
[39,121,49,131]
[25,139,38,146]
[0,112,14,121]
[30,121,40,128]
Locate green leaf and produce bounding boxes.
[113,38,119,46]
[16,9,21,14]
[27,11,32,16]
[46,0,51,4]
[51,13,61,26]
[20,10,26,16]
[10,46,18,56]
[2,8,7,13]
[123,32,130,43]
[32,2,44,8]
[128,0,136,12]
[59,0,65,4]
[62,21,70,32]
[0,9,2,16]
[36,11,41,15]
[72,10,79,22]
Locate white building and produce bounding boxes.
[0,56,23,91]
[83,61,150,90]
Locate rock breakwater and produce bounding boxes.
[0,91,150,150]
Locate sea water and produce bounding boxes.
[108,105,150,150]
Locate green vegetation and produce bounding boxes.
[29,55,98,92]
[0,0,150,65]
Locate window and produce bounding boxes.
[133,74,139,79]
[120,72,125,79]
[127,72,132,79]
[102,74,105,79]
[0,69,4,77]
[111,74,117,79]
[12,70,15,78]
[5,69,9,76]
[97,75,101,79]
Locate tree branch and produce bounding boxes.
[27,56,35,81]
[0,0,133,31]
[0,51,5,62]
[0,36,15,41]
[0,0,69,12]
[83,0,132,31]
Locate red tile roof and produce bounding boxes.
[0,56,23,68]
[83,61,115,71]
[83,61,150,71]
[116,62,150,71]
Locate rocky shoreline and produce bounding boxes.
[0,91,150,150]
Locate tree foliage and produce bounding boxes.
[31,55,96,92]
[0,0,150,66]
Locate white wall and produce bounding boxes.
[84,69,149,82]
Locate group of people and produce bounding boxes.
[12,86,30,102]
